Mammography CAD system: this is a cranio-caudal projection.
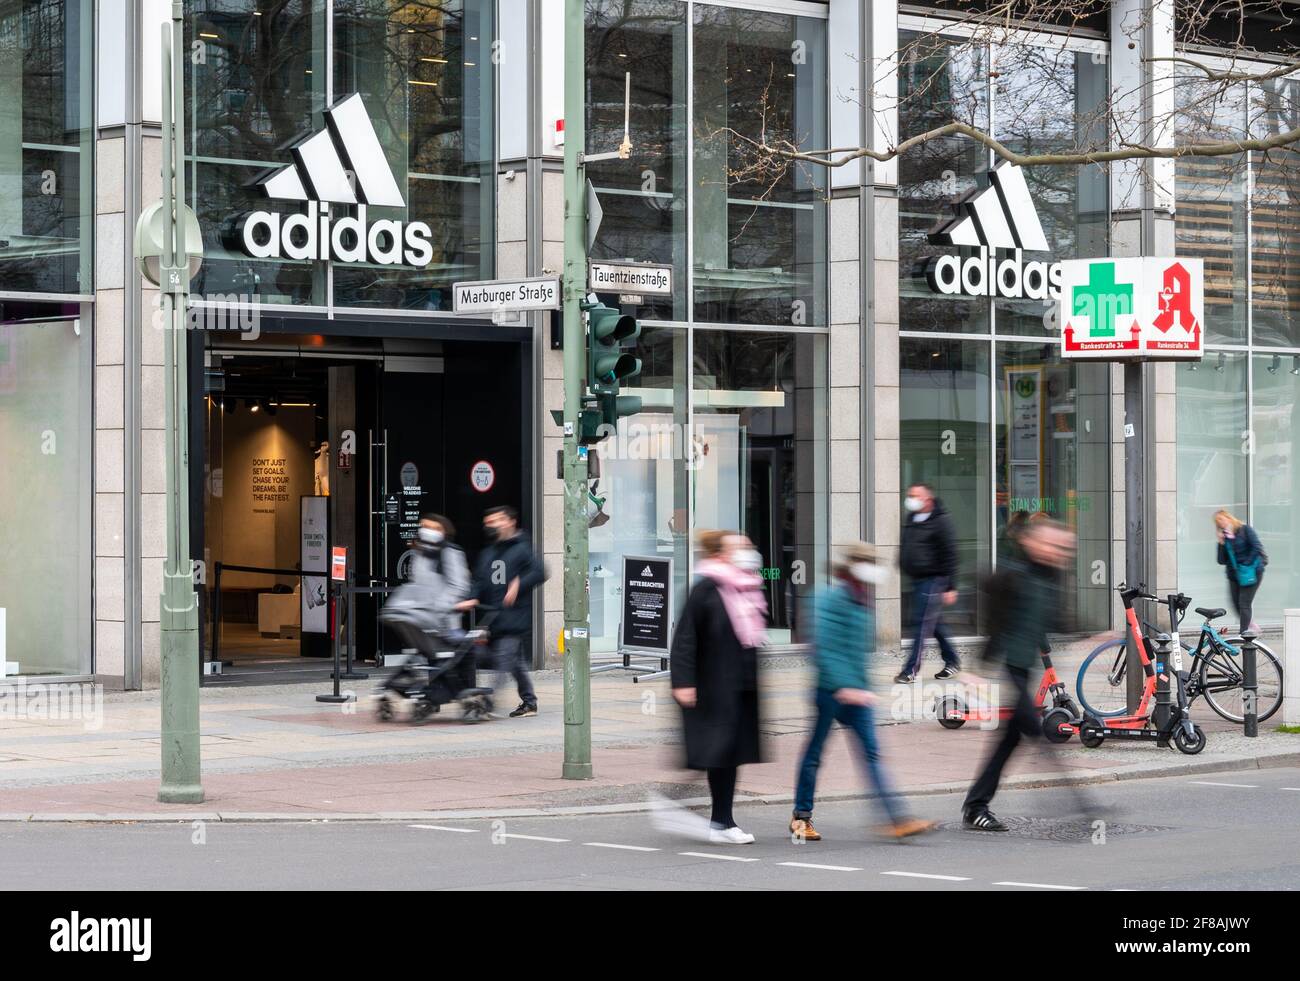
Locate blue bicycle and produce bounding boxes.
[1076,603,1283,723]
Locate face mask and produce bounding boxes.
[904,496,925,513]
[732,548,763,573]
[852,562,888,586]
[483,525,498,542]
[418,527,443,545]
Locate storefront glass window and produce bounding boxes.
[333,0,494,310]
[0,0,93,295]
[898,30,989,334]
[691,329,827,643]
[1252,354,1300,621]
[585,0,687,322]
[1176,353,1249,617]
[0,315,92,675]
[588,326,689,655]
[1175,81,1248,346]
[899,338,991,635]
[692,5,826,327]
[995,342,1110,631]
[1248,77,1300,348]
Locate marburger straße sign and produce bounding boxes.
[1059,257,1205,360]
[589,261,673,296]
[453,276,561,314]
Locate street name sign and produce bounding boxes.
[589,261,673,296]
[1059,257,1205,360]
[453,276,561,314]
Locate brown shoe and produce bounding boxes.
[789,817,822,842]
[885,817,937,839]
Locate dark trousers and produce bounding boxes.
[963,666,1038,816]
[902,577,960,676]
[707,766,738,828]
[489,632,535,707]
[1228,571,1263,634]
[794,688,903,824]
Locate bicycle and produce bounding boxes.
[1076,590,1283,725]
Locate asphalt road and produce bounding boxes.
[3,768,1299,891]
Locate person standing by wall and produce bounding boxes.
[1215,509,1267,635]
[668,531,768,844]
[895,483,961,685]
[789,543,935,842]
[458,505,546,717]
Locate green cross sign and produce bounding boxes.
[1072,261,1133,339]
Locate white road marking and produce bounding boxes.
[778,861,862,872]
[502,833,569,843]
[408,824,480,833]
[1281,788,1300,792]
[679,851,760,863]
[881,870,971,882]
[584,842,659,852]
[1188,781,1258,788]
[994,881,1086,891]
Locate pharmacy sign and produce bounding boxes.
[1059,257,1205,360]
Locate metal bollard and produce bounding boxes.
[1241,629,1258,738]
[1152,632,1172,745]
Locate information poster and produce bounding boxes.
[300,496,329,633]
[1005,367,1042,510]
[620,555,673,654]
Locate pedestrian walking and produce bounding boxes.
[962,519,1085,831]
[458,505,546,717]
[667,530,768,844]
[895,482,961,684]
[789,543,936,843]
[1215,509,1268,635]
[408,514,471,636]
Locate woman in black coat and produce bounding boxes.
[670,530,768,844]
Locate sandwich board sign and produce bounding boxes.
[1059,257,1205,360]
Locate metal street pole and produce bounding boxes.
[157,2,203,803]
[561,0,592,779]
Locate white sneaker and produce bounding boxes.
[709,826,756,845]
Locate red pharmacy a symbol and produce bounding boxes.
[1153,262,1201,335]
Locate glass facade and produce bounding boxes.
[1175,63,1300,625]
[584,0,829,653]
[898,27,1111,635]
[183,0,494,309]
[0,0,93,295]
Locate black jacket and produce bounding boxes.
[900,500,958,585]
[471,532,547,636]
[978,557,1063,671]
[1217,525,1266,580]
[669,577,763,771]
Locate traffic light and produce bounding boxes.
[583,300,642,435]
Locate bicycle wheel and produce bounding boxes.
[1075,638,1131,719]
[1199,640,1284,724]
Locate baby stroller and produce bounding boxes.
[374,606,495,724]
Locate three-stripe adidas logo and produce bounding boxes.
[927,163,1049,252]
[237,94,434,268]
[923,163,1063,301]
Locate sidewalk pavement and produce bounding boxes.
[0,647,1296,821]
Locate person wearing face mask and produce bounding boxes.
[457,505,547,718]
[789,543,936,843]
[408,514,471,637]
[665,530,768,844]
[896,482,962,685]
[1214,509,1267,635]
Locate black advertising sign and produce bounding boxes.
[621,556,673,654]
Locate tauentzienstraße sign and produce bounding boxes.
[453,276,561,314]
[589,261,673,296]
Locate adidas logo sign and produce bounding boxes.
[641,566,653,576]
[923,163,1062,301]
[236,94,434,268]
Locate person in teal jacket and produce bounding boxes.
[789,543,936,842]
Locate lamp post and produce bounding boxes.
[134,2,205,803]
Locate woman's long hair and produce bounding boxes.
[1213,509,1244,533]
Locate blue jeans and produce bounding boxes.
[902,576,959,676]
[794,688,903,824]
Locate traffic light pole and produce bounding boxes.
[157,1,204,803]
[561,0,593,780]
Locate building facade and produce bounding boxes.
[1,0,1296,687]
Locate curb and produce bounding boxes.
[3,750,1297,824]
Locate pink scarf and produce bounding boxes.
[697,558,769,649]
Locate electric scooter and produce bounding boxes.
[936,645,1083,738]
[1074,584,1207,754]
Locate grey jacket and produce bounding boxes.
[388,543,471,636]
